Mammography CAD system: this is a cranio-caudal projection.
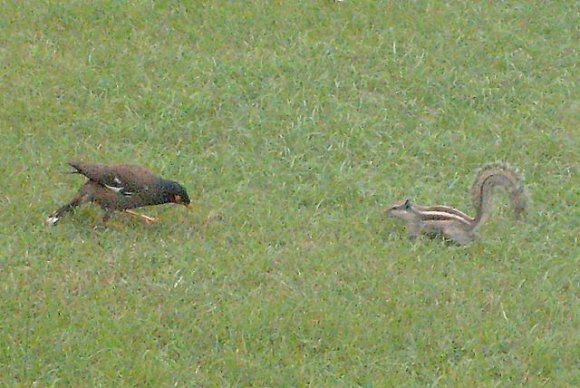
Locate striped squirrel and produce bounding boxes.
[386,163,527,245]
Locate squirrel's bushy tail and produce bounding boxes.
[470,162,527,230]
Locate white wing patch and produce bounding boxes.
[105,184,123,193]
[114,177,122,185]
[104,184,134,196]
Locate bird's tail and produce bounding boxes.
[66,161,83,173]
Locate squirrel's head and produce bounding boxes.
[385,199,416,220]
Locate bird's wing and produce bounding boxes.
[68,162,158,197]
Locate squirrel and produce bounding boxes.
[386,163,528,245]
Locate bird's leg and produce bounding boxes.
[46,192,90,226]
[101,209,115,224]
[98,209,128,229]
[124,209,157,224]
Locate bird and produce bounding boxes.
[47,161,191,226]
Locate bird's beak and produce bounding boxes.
[184,203,192,209]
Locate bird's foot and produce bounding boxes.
[124,210,157,224]
[140,214,157,224]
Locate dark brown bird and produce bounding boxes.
[47,162,191,226]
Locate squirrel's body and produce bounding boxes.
[386,163,527,245]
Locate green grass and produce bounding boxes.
[1,0,578,385]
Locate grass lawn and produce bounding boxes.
[1,1,577,385]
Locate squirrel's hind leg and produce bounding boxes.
[445,225,479,245]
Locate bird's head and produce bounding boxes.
[162,180,191,208]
